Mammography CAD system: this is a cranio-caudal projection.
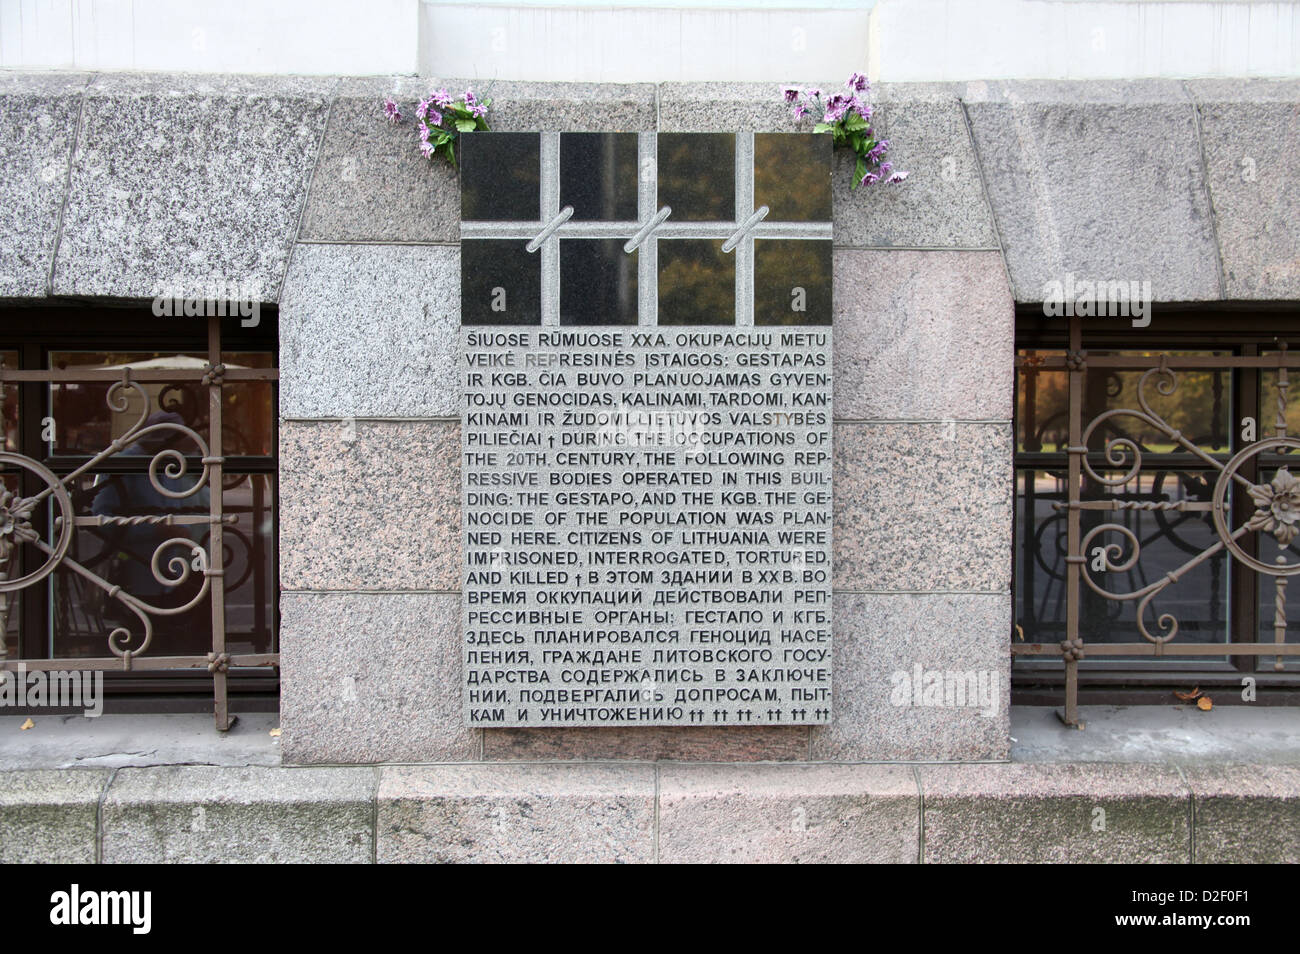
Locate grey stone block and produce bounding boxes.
[919,762,1191,863]
[279,420,459,591]
[658,764,919,863]
[101,766,374,863]
[299,78,460,243]
[833,84,998,249]
[962,80,1221,303]
[1190,79,1300,300]
[53,72,332,301]
[279,243,459,418]
[434,79,657,132]
[0,769,107,863]
[0,72,88,299]
[377,763,656,863]
[280,592,478,764]
[658,82,813,132]
[833,421,1013,591]
[811,593,1010,761]
[1186,764,1300,863]
[834,249,1013,421]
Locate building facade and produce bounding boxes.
[1,0,1299,863]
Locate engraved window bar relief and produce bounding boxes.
[460,132,834,728]
[0,315,279,731]
[458,132,834,328]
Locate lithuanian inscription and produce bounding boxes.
[462,327,833,727]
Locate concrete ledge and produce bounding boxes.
[0,769,107,863]
[658,763,918,863]
[101,765,375,864]
[4,753,1297,862]
[918,762,1191,863]
[377,763,656,863]
[1185,764,1300,864]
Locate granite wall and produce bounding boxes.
[2,73,1297,763]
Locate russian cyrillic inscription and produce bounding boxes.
[462,327,832,727]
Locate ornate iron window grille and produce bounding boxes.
[0,315,278,730]
[1014,317,1300,726]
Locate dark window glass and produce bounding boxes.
[0,350,16,453]
[560,240,638,326]
[656,133,734,222]
[0,310,278,706]
[560,133,639,222]
[1016,468,1229,658]
[461,240,542,326]
[1014,323,1300,700]
[658,240,734,326]
[460,133,541,221]
[754,134,832,222]
[49,351,274,458]
[55,473,276,659]
[754,239,832,326]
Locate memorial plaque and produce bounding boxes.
[460,132,833,727]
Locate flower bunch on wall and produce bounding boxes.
[784,73,908,190]
[382,88,492,168]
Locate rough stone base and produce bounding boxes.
[4,760,1297,863]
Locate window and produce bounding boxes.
[0,308,278,724]
[1013,311,1300,718]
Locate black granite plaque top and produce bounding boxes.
[754,134,833,222]
[560,133,639,222]
[461,239,541,325]
[656,133,735,222]
[754,239,833,326]
[657,239,734,325]
[461,132,541,222]
[561,240,639,326]
[458,132,833,326]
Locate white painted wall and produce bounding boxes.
[0,0,1296,81]
[0,0,420,74]
[417,3,871,82]
[872,0,1300,81]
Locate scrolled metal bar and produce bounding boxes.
[0,453,75,593]
[1135,585,1179,644]
[1211,437,1300,576]
[106,597,154,664]
[1077,522,1236,603]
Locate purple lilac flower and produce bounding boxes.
[432,88,452,108]
[847,71,869,92]
[383,98,402,123]
[859,171,880,187]
[867,139,890,163]
[416,98,430,121]
[464,89,477,105]
[469,101,487,119]
[805,88,822,101]
[847,96,872,121]
[419,140,435,159]
[793,102,809,119]
[823,93,849,123]
[419,122,431,143]
[885,170,909,184]
[427,107,443,126]
[783,87,799,104]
